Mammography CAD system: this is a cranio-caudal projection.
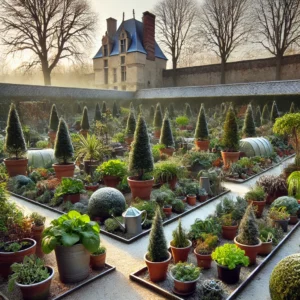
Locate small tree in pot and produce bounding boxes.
[4,103,28,177]
[144,208,171,282]
[153,103,163,139]
[242,104,256,138]
[194,104,210,151]
[159,110,175,156]
[48,104,59,145]
[80,106,90,137]
[128,114,154,200]
[125,109,136,146]
[244,185,266,218]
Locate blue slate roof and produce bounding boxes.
[93,18,167,60]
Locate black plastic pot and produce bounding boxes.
[216,263,241,284]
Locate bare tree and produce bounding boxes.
[255,0,300,80]
[199,0,251,84]
[0,0,97,85]
[154,0,197,85]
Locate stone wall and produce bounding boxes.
[162,55,300,87]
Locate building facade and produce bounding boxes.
[93,12,167,91]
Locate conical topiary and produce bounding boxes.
[77,103,81,114]
[137,104,143,116]
[270,100,279,123]
[81,106,90,130]
[153,103,163,128]
[102,101,107,114]
[159,110,175,148]
[150,105,155,119]
[255,106,262,127]
[185,103,193,118]
[169,103,175,119]
[242,104,256,137]
[261,104,270,125]
[222,105,239,152]
[49,104,59,132]
[54,118,74,164]
[113,101,118,118]
[4,103,27,159]
[129,102,135,113]
[125,110,136,137]
[194,104,209,140]
[94,103,102,121]
[236,205,259,245]
[290,102,295,113]
[147,207,169,262]
[129,114,154,179]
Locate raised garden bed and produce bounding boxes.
[130,216,300,299]
[0,251,115,300]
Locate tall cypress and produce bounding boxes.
[81,106,90,130]
[159,110,175,148]
[113,101,119,118]
[290,102,296,113]
[94,103,102,121]
[255,106,261,127]
[261,104,270,125]
[194,104,209,140]
[222,105,239,152]
[242,104,256,137]
[102,101,107,114]
[49,104,59,132]
[270,100,279,123]
[153,103,163,128]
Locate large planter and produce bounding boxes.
[144,252,171,282]
[103,175,121,188]
[222,224,238,240]
[0,238,37,278]
[216,263,241,284]
[170,240,192,263]
[16,266,54,300]
[159,147,175,157]
[31,225,45,258]
[247,200,266,218]
[273,219,289,232]
[127,176,154,200]
[63,193,80,204]
[55,244,90,283]
[4,158,28,177]
[53,163,75,180]
[234,237,262,265]
[195,140,210,152]
[221,151,240,169]
[170,273,200,296]
[83,160,99,175]
[258,241,273,256]
[90,252,106,270]
[194,249,212,269]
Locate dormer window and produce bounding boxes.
[119,28,130,53]
[120,39,126,53]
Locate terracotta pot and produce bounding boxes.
[144,251,172,282]
[194,249,212,269]
[163,206,172,218]
[221,151,240,169]
[16,266,54,300]
[103,175,121,188]
[127,176,154,200]
[289,215,298,225]
[48,130,56,145]
[125,136,134,146]
[63,193,80,204]
[83,160,99,175]
[0,238,37,278]
[4,158,28,177]
[234,237,262,265]
[222,225,238,240]
[79,129,89,138]
[199,195,208,203]
[53,163,75,180]
[258,241,273,256]
[273,219,289,232]
[161,176,177,190]
[195,140,210,152]
[216,263,241,284]
[90,252,106,270]
[187,194,196,206]
[171,273,199,295]
[85,184,100,192]
[247,200,266,218]
[154,130,160,139]
[159,147,175,157]
[170,240,192,263]
[31,225,45,258]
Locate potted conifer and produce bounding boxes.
[80,106,90,137]
[144,208,171,282]
[194,104,210,151]
[242,104,256,138]
[48,104,59,145]
[4,104,28,177]
[159,110,175,156]
[244,185,266,218]
[255,106,262,127]
[270,100,279,123]
[94,103,102,122]
[261,104,270,125]
[125,109,136,146]
[234,205,262,265]
[221,105,240,168]
[128,114,154,200]
[53,118,75,180]
[153,103,163,139]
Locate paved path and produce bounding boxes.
[9,158,298,300]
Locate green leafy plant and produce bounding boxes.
[171,262,200,281]
[171,219,189,248]
[287,171,300,198]
[54,178,85,198]
[92,245,106,255]
[269,207,290,221]
[97,159,127,178]
[188,217,221,241]
[36,140,49,149]
[244,185,266,202]
[195,233,218,254]
[212,243,249,270]
[271,196,299,215]
[154,160,186,182]
[30,212,46,226]
[49,104,59,132]
[42,210,100,254]
[194,104,209,140]
[176,116,189,127]
[242,104,256,137]
[222,105,239,152]
[159,110,175,148]
[153,103,163,129]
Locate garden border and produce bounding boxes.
[129,220,300,300]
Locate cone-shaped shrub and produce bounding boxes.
[54,118,74,164]
[169,103,175,119]
[129,114,154,179]
[49,104,59,132]
[222,105,239,152]
[150,105,155,119]
[255,106,261,127]
[94,103,102,121]
[129,102,135,114]
[147,208,169,262]
[194,104,209,140]
[4,103,27,159]
[159,110,174,148]
[81,106,90,130]
[113,101,118,118]
[184,103,193,118]
[290,102,296,113]
[125,110,136,137]
[137,104,143,116]
[261,104,270,125]
[77,103,81,114]
[153,103,163,128]
[236,205,259,245]
[242,104,256,137]
[270,100,279,123]
[102,101,107,114]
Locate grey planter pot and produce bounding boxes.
[55,244,90,283]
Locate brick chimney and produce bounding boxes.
[106,18,117,39]
[143,11,156,61]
